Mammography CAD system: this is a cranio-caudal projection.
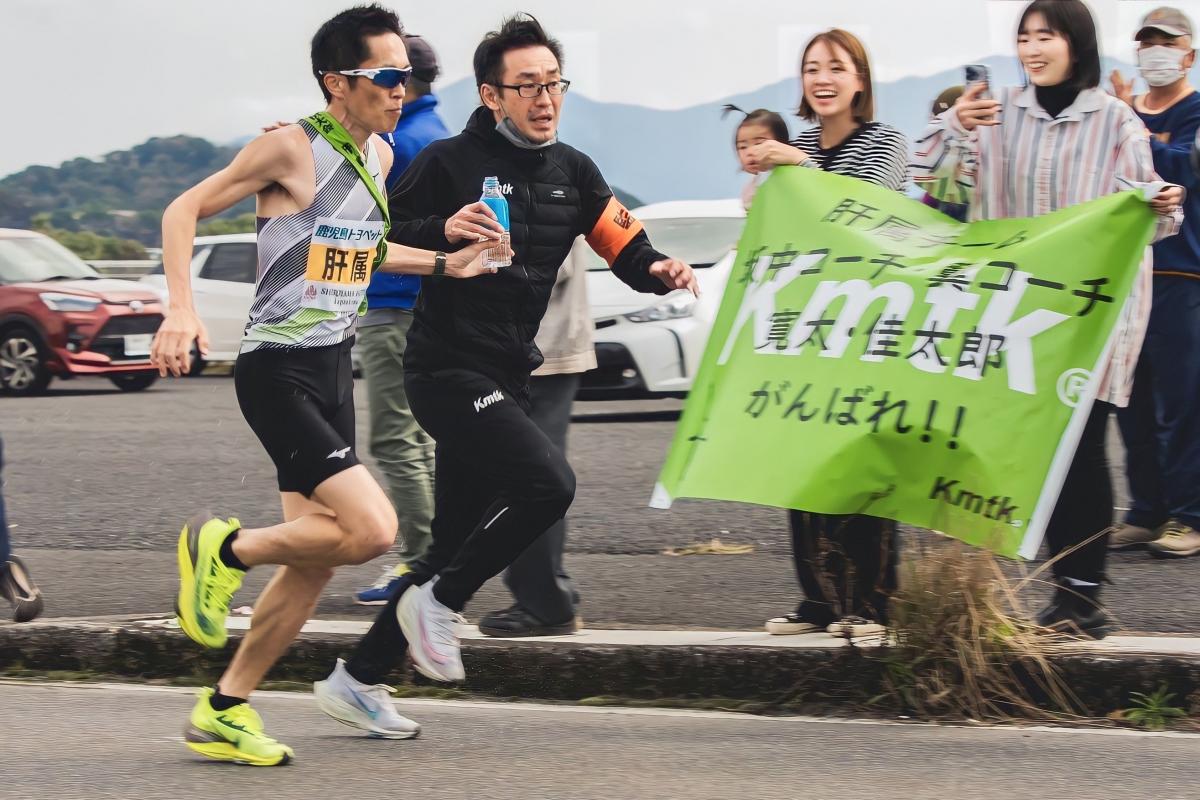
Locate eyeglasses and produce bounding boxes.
[497,80,571,98]
[320,67,413,89]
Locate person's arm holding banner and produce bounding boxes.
[1112,107,1185,239]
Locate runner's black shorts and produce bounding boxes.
[234,337,358,497]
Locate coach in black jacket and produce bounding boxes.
[390,59,684,387]
[338,14,696,688]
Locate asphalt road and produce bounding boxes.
[3,681,1198,800]
[2,376,1199,633]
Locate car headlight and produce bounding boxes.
[623,290,697,323]
[39,292,102,312]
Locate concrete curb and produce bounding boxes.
[2,618,1199,716]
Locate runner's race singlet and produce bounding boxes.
[241,119,386,352]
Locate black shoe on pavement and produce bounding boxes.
[1035,580,1110,640]
[478,605,578,638]
[0,554,44,623]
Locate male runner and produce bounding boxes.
[313,15,697,736]
[151,4,500,765]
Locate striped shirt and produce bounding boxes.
[791,122,910,192]
[241,121,386,353]
[911,85,1183,407]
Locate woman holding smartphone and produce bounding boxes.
[913,0,1183,638]
[747,29,908,639]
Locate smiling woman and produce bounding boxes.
[745,29,909,193]
[744,28,911,643]
[911,0,1184,639]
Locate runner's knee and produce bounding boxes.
[344,503,398,563]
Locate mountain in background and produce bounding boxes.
[0,54,1166,247]
[0,137,251,246]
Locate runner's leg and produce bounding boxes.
[218,472,393,698]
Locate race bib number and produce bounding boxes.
[302,217,384,312]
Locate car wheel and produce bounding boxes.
[109,372,159,392]
[186,345,206,377]
[0,326,52,396]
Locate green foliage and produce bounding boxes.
[0,187,32,229]
[197,213,258,236]
[0,133,643,246]
[0,136,253,245]
[1123,685,1187,731]
[32,214,147,260]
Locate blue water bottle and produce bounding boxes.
[480,176,511,269]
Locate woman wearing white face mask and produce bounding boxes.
[1108,9,1200,560]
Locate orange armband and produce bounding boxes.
[585,197,644,266]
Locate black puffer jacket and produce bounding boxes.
[388,106,668,388]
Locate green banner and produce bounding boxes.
[651,167,1156,559]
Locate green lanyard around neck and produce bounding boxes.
[306,111,390,268]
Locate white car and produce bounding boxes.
[141,233,256,373]
[581,199,745,398]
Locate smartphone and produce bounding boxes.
[965,64,992,100]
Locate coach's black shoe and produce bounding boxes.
[478,605,578,637]
[0,554,44,623]
[1035,579,1111,640]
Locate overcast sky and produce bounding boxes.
[4,0,1198,178]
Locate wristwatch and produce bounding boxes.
[433,251,447,277]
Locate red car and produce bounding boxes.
[0,229,163,395]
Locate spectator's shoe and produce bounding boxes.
[175,514,244,649]
[314,658,421,739]
[183,688,293,766]
[1035,580,1111,640]
[354,563,411,606]
[1107,522,1159,551]
[765,613,825,635]
[826,616,887,639]
[396,581,465,683]
[1148,520,1200,559]
[0,554,44,623]
[478,605,579,637]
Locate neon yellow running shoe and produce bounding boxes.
[175,514,245,649]
[184,688,293,766]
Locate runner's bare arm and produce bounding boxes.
[378,239,509,278]
[372,133,505,278]
[152,129,305,378]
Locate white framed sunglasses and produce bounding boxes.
[320,67,413,89]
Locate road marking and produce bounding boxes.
[3,679,1199,740]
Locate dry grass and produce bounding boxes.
[661,537,754,556]
[876,538,1086,721]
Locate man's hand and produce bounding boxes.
[955,82,1001,131]
[150,308,209,377]
[261,120,292,134]
[1150,184,1184,216]
[745,140,808,173]
[445,202,507,243]
[1110,70,1134,107]
[649,258,699,296]
[446,240,513,277]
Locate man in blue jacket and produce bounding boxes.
[354,33,453,604]
[1109,7,1200,559]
